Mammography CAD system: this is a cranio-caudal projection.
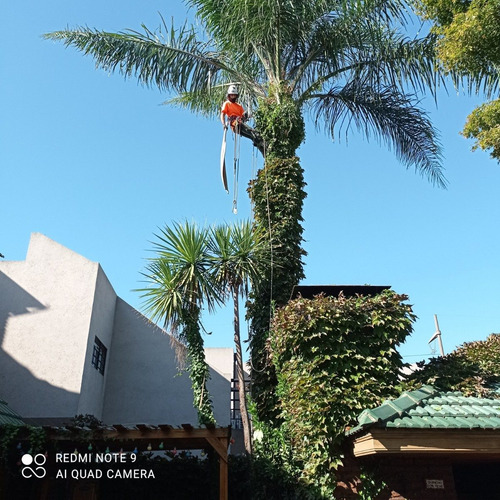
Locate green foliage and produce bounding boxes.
[48,0,448,436]
[402,333,500,396]
[27,427,47,454]
[209,221,267,453]
[415,0,472,27]
[0,425,48,459]
[417,0,500,75]
[0,425,20,464]
[254,87,305,159]
[249,399,301,481]
[357,466,388,500]
[240,400,323,498]
[248,155,307,422]
[416,0,500,160]
[46,0,445,182]
[435,0,500,75]
[229,453,319,500]
[138,220,267,427]
[71,414,103,429]
[209,220,267,294]
[182,309,216,425]
[270,290,415,496]
[0,425,48,478]
[462,99,500,160]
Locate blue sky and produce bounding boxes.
[2,0,499,364]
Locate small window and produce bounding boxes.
[91,336,107,375]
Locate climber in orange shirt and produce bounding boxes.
[220,84,264,155]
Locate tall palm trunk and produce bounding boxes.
[248,89,307,422]
[232,284,252,454]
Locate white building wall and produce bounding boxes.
[205,348,234,382]
[78,265,117,418]
[0,233,98,418]
[0,233,232,426]
[102,299,199,424]
[102,300,231,425]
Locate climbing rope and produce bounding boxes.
[232,121,241,214]
[250,146,257,213]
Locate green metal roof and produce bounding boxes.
[348,385,500,435]
[0,400,25,426]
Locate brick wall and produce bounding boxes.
[337,450,460,499]
[376,456,458,500]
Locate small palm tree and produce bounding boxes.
[139,221,221,425]
[209,221,265,453]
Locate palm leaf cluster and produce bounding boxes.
[138,220,264,428]
[140,221,263,332]
[140,222,219,334]
[45,0,445,184]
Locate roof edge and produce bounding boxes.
[347,385,437,436]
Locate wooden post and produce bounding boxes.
[219,453,228,500]
[206,436,229,500]
[39,478,50,500]
[0,467,5,500]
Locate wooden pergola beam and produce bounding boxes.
[39,424,231,500]
[46,426,230,443]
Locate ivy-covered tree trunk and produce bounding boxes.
[183,309,215,425]
[248,87,307,422]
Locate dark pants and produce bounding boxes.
[230,118,265,156]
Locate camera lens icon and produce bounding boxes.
[21,453,47,478]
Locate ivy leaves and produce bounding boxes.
[248,155,307,422]
[402,333,500,396]
[255,88,306,159]
[270,290,415,495]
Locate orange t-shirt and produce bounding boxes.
[221,100,245,118]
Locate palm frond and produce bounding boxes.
[46,0,446,185]
[451,66,500,100]
[207,224,234,292]
[152,221,224,313]
[45,22,234,96]
[166,56,267,116]
[136,259,184,334]
[353,33,440,95]
[167,89,226,117]
[189,0,333,83]
[208,220,266,297]
[291,12,440,102]
[309,83,446,187]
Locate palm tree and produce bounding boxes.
[139,221,221,425]
[46,0,446,421]
[209,221,265,454]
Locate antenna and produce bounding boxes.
[428,314,445,356]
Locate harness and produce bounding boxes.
[228,114,245,131]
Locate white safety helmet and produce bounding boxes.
[227,84,239,96]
